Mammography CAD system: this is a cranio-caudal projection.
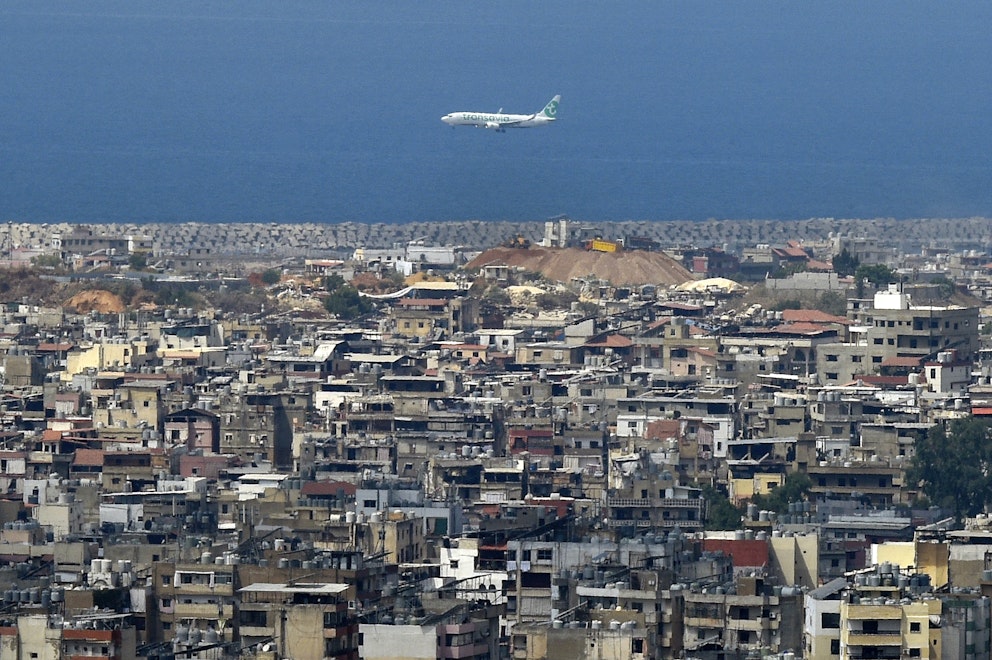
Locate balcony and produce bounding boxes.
[608,497,702,508]
[844,605,902,620]
[846,632,902,646]
[172,603,234,619]
[168,582,235,596]
[439,643,490,659]
[726,618,772,631]
[684,616,723,629]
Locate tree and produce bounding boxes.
[128,252,148,271]
[771,298,803,312]
[855,263,896,286]
[324,285,373,320]
[260,268,281,285]
[31,253,64,270]
[324,274,347,292]
[816,291,847,316]
[832,247,860,277]
[750,472,812,514]
[930,275,956,299]
[536,290,578,311]
[702,485,743,530]
[909,418,992,518]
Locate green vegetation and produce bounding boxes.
[816,291,847,316]
[770,298,803,312]
[702,485,743,530]
[323,275,373,320]
[771,261,809,279]
[152,282,202,309]
[930,275,956,299]
[855,263,896,286]
[750,472,812,514]
[128,252,148,271]
[536,290,578,310]
[831,247,859,277]
[574,301,600,317]
[260,268,281,285]
[909,417,992,519]
[31,254,64,270]
[481,285,511,306]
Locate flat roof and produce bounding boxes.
[239,582,349,594]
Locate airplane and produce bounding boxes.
[441,95,560,132]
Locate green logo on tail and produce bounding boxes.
[543,99,558,118]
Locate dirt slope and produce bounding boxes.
[465,246,693,287]
[65,290,126,313]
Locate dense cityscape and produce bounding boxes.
[2,217,992,659]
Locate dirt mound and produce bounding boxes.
[65,290,126,314]
[465,246,693,287]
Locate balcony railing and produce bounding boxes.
[608,497,702,508]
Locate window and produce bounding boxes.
[910,622,921,633]
[830,639,840,654]
[909,649,921,657]
[537,549,553,561]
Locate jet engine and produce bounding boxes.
[485,122,501,130]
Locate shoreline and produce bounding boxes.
[3,217,991,257]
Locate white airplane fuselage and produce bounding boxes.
[441,96,559,131]
[440,111,554,130]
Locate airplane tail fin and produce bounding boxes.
[540,95,561,119]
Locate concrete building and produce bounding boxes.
[239,582,358,660]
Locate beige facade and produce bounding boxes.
[63,340,151,380]
[839,599,940,659]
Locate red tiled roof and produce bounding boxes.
[781,309,850,325]
[773,246,809,258]
[36,343,74,352]
[807,259,834,271]
[972,407,992,416]
[301,481,357,497]
[880,356,922,367]
[645,419,681,440]
[702,539,769,568]
[73,449,105,467]
[585,334,634,348]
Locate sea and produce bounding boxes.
[2,1,992,225]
